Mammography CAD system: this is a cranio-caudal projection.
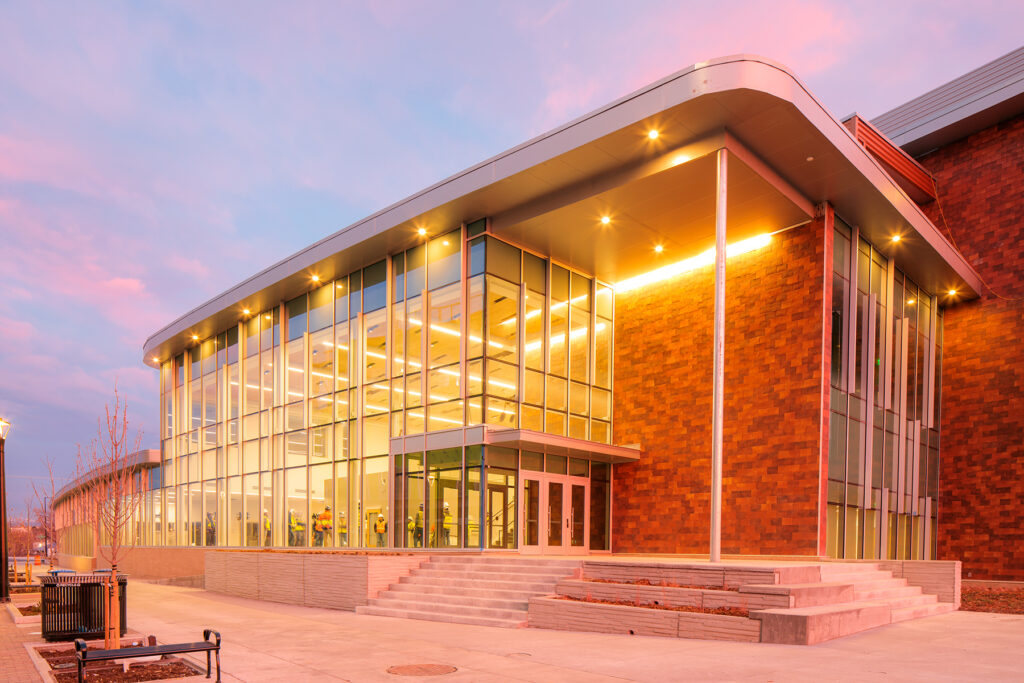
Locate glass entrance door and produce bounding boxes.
[519,473,588,554]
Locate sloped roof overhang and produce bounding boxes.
[144,55,982,366]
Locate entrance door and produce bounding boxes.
[519,473,589,554]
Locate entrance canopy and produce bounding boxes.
[390,425,641,464]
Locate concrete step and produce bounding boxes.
[817,563,881,578]
[399,575,558,592]
[427,556,581,568]
[375,590,528,610]
[387,582,540,601]
[755,600,893,645]
[819,570,893,584]
[884,593,938,610]
[740,582,856,608]
[366,597,525,621]
[842,577,908,591]
[356,604,525,628]
[410,567,569,582]
[420,561,578,576]
[853,584,923,601]
[890,601,956,623]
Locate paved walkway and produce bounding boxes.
[125,583,1024,682]
[0,604,42,682]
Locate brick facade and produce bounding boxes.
[612,221,827,555]
[916,113,1024,581]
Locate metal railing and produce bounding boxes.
[39,573,128,642]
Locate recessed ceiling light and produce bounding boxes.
[600,216,611,225]
[654,244,664,253]
[907,298,915,305]
[442,240,449,246]
[417,227,427,236]
[648,130,659,140]
[806,156,815,162]
[948,289,957,296]
[891,234,901,242]
[191,334,199,341]
[151,357,159,363]
[243,308,251,316]
[311,275,320,283]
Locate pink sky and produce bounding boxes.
[1,1,1022,507]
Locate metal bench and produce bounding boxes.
[74,629,221,682]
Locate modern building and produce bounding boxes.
[59,50,1022,584]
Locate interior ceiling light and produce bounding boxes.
[600,216,611,225]
[151,357,159,363]
[907,298,916,305]
[615,233,772,293]
[648,129,659,140]
[442,240,449,246]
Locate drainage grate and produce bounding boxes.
[387,664,458,676]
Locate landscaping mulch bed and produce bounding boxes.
[17,602,41,616]
[960,587,1024,614]
[37,645,200,683]
[556,594,749,617]
[584,578,739,591]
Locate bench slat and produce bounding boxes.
[81,642,216,661]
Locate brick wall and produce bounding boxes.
[612,221,826,555]
[916,112,1024,581]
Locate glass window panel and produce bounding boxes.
[363,413,390,457]
[406,245,425,295]
[261,348,277,410]
[427,364,460,404]
[467,396,483,425]
[426,448,462,548]
[405,372,422,408]
[466,460,481,548]
[310,462,333,547]
[406,296,424,374]
[245,318,259,357]
[363,260,387,312]
[428,399,464,431]
[310,424,332,463]
[334,421,349,461]
[590,419,610,444]
[833,225,850,278]
[524,369,544,406]
[404,452,424,548]
[545,410,566,436]
[286,401,304,431]
[428,283,461,368]
[486,359,518,400]
[467,358,484,396]
[286,338,305,403]
[286,468,307,547]
[309,328,334,396]
[391,378,406,411]
[202,338,217,376]
[285,430,307,468]
[469,236,485,276]
[486,276,518,362]
[203,481,217,546]
[549,297,568,377]
[485,396,517,427]
[349,270,362,317]
[524,288,544,371]
[591,386,610,421]
[364,308,387,383]
[335,460,350,547]
[242,474,260,546]
[569,304,590,383]
[546,454,567,474]
[569,381,588,416]
[546,375,566,411]
[523,252,546,295]
[486,236,521,283]
[335,322,350,388]
[335,278,349,322]
[522,405,543,431]
[391,301,406,377]
[393,252,406,303]
[286,295,307,341]
[309,283,333,332]
[427,231,460,289]
[594,316,611,388]
[467,276,484,359]
[569,414,587,439]
[364,456,390,547]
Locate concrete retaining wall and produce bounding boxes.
[877,560,961,606]
[204,551,425,611]
[57,554,95,573]
[557,579,790,610]
[96,546,207,583]
[529,596,761,642]
[581,560,792,588]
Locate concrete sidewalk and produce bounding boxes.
[126,582,1023,682]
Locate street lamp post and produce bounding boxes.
[0,417,12,603]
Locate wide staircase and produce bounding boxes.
[750,562,956,644]
[356,556,582,628]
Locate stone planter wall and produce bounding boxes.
[581,560,799,589]
[877,560,961,606]
[529,596,761,642]
[204,551,424,611]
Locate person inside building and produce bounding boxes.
[338,511,347,547]
[414,502,424,547]
[288,509,305,546]
[262,509,271,546]
[406,516,414,546]
[205,512,216,546]
[315,505,332,547]
[374,513,387,547]
[442,502,453,547]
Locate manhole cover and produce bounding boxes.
[387,664,458,676]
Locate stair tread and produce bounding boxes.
[357,605,525,628]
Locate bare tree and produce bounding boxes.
[31,456,66,568]
[77,386,143,648]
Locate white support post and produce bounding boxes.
[710,148,727,563]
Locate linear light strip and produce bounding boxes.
[613,233,772,293]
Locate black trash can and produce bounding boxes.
[40,574,128,642]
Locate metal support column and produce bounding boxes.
[710,148,727,563]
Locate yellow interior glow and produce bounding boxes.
[614,233,773,293]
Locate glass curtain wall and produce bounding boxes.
[146,218,614,550]
[827,219,942,560]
